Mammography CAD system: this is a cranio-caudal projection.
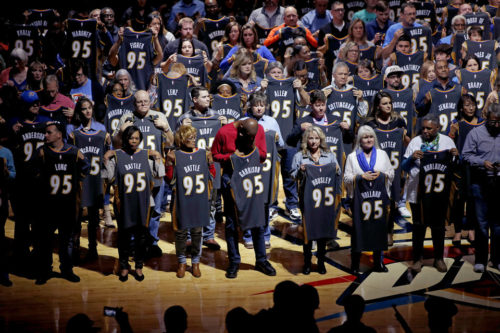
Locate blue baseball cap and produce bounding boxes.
[20,90,39,104]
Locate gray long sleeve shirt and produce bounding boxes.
[462,124,500,167]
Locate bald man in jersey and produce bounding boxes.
[212,119,276,278]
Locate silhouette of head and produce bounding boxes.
[164,305,187,333]
[226,307,253,333]
[343,294,366,322]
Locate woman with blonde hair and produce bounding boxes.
[291,126,340,275]
[227,51,262,96]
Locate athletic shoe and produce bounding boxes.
[269,208,278,221]
[265,241,271,249]
[244,241,254,249]
[473,264,485,273]
[285,208,301,221]
[398,206,411,218]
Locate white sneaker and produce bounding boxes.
[473,264,485,273]
[269,208,278,221]
[398,206,411,218]
[286,208,301,220]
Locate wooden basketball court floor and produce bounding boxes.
[1,189,500,332]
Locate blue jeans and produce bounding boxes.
[280,147,299,210]
[222,173,266,264]
[149,182,165,246]
[471,182,500,266]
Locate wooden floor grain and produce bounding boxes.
[1,195,500,332]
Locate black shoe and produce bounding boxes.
[327,239,340,251]
[373,262,388,273]
[35,271,52,285]
[317,261,327,274]
[85,248,98,261]
[0,274,12,287]
[302,263,311,275]
[148,245,163,258]
[203,239,221,250]
[119,269,129,282]
[255,261,276,276]
[134,270,145,282]
[61,270,80,283]
[225,263,239,279]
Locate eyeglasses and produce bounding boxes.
[30,102,40,107]
[136,100,149,105]
[488,120,500,125]
[102,14,114,18]
[348,49,360,53]
[333,8,345,12]
[75,72,84,78]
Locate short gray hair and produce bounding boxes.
[354,125,380,151]
[332,61,348,75]
[266,61,284,75]
[452,15,466,26]
[422,113,440,127]
[486,102,500,119]
[11,48,28,64]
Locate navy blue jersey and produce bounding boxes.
[38,144,84,207]
[211,93,241,123]
[484,4,498,18]
[323,34,347,79]
[262,130,280,205]
[326,87,358,129]
[457,68,493,115]
[199,17,231,57]
[172,149,211,229]
[464,12,491,40]
[300,163,339,242]
[352,174,389,252]
[317,120,345,169]
[253,54,269,79]
[119,28,156,90]
[275,26,307,60]
[452,33,468,64]
[113,149,153,229]
[305,58,321,91]
[73,129,106,207]
[494,17,500,41]
[464,40,499,71]
[444,4,460,32]
[255,24,273,45]
[9,24,40,60]
[375,128,404,202]
[157,73,190,130]
[388,0,403,22]
[190,115,222,149]
[429,85,461,134]
[434,0,448,19]
[346,1,366,21]
[177,54,208,87]
[359,45,377,64]
[382,87,416,137]
[229,148,266,230]
[455,119,486,154]
[104,94,135,134]
[65,19,98,78]
[353,74,383,107]
[418,150,455,227]
[28,9,58,34]
[395,51,424,90]
[266,77,296,139]
[414,1,438,33]
[39,106,68,125]
[13,120,46,177]
[403,26,432,59]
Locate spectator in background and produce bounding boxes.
[366,1,394,45]
[162,17,210,60]
[301,0,332,34]
[69,60,105,120]
[318,1,349,45]
[164,305,188,333]
[121,0,156,31]
[248,0,285,29]
[328,295,376,333]
[168,0,206,32]
[352,0,379,23]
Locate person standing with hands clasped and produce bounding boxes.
[344,126,394,274]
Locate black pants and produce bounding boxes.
[118,225,147,270]
[410,203,445,261]
[303,239,327,264]
[0,189,8,274]
[73,206,100,252]
[12,187,36,258]
[36,209,78,275]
